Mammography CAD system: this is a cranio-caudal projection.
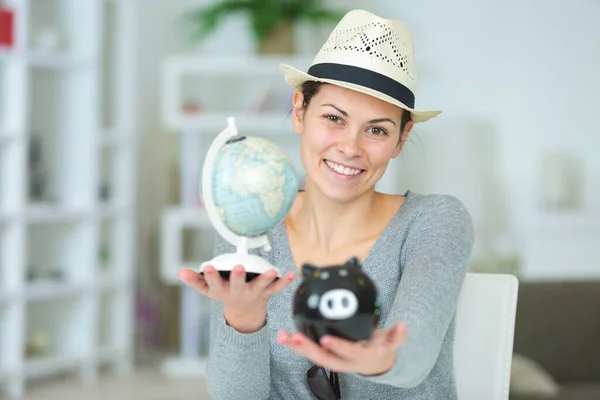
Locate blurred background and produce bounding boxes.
[0,0,598,399]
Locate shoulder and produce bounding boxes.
[405,191,472,221]
[401,191,474,245]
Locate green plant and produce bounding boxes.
[183,0,345,45]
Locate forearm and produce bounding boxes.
[359,195,474,388]
[206,300,271,400]
[359,325,441,387]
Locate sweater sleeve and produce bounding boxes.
[359,195,475,388]
[205,234,272,400]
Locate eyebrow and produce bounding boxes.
[321,103,397,127]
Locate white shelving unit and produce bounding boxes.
[0,0,137,398]
[159,54,311,376]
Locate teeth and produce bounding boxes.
[325,160,362,176]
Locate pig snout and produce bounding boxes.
[318,289,358,320]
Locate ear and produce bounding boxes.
[346,257,362,269]
[301,263,317,277]
[392,119,414,159]
[292,90,305,135]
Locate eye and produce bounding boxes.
[368,126,388,136]
[324,114,343,124]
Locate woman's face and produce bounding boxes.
[292,84,414,203]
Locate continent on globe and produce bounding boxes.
[209,135,299,238]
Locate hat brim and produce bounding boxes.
[280,64,441,123]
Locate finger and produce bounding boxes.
[202,265,225,293]
[228,264,247,294]
[276,329,293,345]
[284,332,352,373]
[386,322,407,347]
[249,268,279,292]
[178,269,209,294]
[265,271,297,295]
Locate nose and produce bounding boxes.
[319,289,358,320]
[336,132,362,158]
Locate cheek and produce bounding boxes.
[367,143,397,166]
[301,120,335,153]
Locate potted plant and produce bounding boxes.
[183,0,345,55]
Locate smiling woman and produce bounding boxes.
[178,8,475,400]
[290,81,414,203]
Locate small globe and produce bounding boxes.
[207,135,299,238]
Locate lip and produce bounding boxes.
[323,160,365,179]
[323,159,365,171]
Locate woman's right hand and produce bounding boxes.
[178,264,296,333]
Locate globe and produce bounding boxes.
[197,117,299,281]
[210,135,299,238]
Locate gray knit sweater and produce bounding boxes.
[205,191,474,399]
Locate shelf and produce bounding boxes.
[100,130,134,148]
[0,49,94,70]
[26,221,94,286]
[99,147,117,205]
[0,47,16,60]
[0,61,11,134]
[0,0,136,395]
[28,66,97,206]
[164,54,313,76]
[25,203,90,223]
[0,131,22,146]
[0,305,6,379]
[162,54,304,132]
[0,226,4,292]
[24,281,86,302]
[98,289,118,350]
[170,112,294,133]
[0,143,7,214]
[24,296,89,373]
[27,0,98,65]
[24,352,84,380]
[27,52,96,70]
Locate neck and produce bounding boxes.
[292,181,380,252]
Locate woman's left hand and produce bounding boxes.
[277,322,407,375]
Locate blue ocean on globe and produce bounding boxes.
[208,135,299,237]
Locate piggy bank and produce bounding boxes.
[292,257,381,343]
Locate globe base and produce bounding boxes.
[198,252,281,282]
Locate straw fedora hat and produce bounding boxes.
[280,9,441,123]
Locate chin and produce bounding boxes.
[316,181,365,204]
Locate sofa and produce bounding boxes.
[509,279,600,400]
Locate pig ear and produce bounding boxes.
[301,263,317,277]
[347,257,362,268]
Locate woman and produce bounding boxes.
[179,9,474,400]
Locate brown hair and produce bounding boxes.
[300,81,412,132]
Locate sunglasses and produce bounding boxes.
[307,365,341,400]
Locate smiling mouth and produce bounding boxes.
[324,160,365,176]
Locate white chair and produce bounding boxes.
[453,273,520,400]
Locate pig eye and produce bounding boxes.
[308,294,320,309]
[320,271,330,280]
[339,269,348,277]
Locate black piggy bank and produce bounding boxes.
[292,257,381,344]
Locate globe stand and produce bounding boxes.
[197,117,282,280]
